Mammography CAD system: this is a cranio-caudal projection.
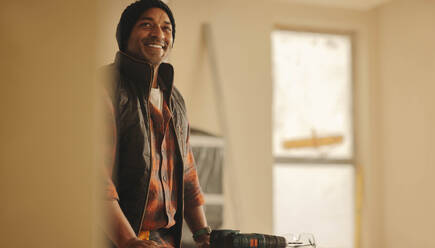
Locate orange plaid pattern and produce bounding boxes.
[138,230,150,240]
[140,100,204,245]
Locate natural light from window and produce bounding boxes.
[272,30,355,248]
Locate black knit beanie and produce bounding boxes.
[116,0,176,51]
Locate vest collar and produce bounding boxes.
[115,51,175,99]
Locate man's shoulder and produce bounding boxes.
[171,86,182,98]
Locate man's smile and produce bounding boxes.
[143,40,167,50]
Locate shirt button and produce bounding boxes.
[162,175,167,182]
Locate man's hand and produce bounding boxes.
[123,238,163,248]
[194,234,210,248]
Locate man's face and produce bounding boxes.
[126,8,173,65]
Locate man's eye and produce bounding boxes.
[163,26,172,32]
[140,23,152,28]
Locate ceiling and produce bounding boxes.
[276,0,394,10]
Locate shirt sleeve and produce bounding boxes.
[103,92,119,201]
[183,126,205,208]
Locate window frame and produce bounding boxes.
[271,26,357,166]
[271,27,358,248]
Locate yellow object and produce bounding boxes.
[138,230,150,241]
[282,135,343,149]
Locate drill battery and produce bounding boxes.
[210,229,287,248]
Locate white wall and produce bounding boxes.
[376,0,435,247]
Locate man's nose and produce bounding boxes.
[150,25,164,39]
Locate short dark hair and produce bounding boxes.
[116,0,176,51]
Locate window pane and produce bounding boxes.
[272,31,353,159]
[273,164,354,248]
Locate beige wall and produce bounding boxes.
[376,0,435,247]
[3,0,433,247]
[0,1,100,248]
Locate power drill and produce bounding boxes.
[210,229,287,248]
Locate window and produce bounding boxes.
[272,30,355,248]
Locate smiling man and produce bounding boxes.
[102,1,210,248]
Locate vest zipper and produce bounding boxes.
[137,64,155,235]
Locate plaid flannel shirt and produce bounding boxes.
[104,86,204,246]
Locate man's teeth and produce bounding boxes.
[147,44,163,48]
